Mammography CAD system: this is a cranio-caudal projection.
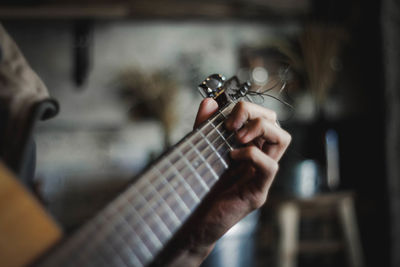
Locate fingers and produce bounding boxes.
[230,146,278,185]
[236,118,291,161]
[194,98,219,129]
[225,101,277,131]
[230,146,279,207]
[225,101,291,161]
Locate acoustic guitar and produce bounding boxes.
[0,74,271,267]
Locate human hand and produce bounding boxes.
[161,98,291,267]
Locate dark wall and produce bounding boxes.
[382,0,400,266]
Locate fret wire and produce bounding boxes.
[130,171,184,225]
[120,246,142,267]
[201,125,233,159]
[128,186,173,239]
[100,213,153,264]
[114,211,162,263]
[148,170,189,221]
[179,102,234,157]
[199,131,228,169]
[188,138,219,181]
[154,167,191,215]
[133,154,204,210]
[60,122,235,267]
[163,157,201,206]
[134,174,171,209]
[104,193,146,230]
[94,215,148,266]
[207,119,234,151]
[98,218,133,266]
[116,206,163,251]
[121,165,196,231]
[212,137,232,161]
[176,149,210,192]
[130,104,233,205]
[139,118,231,205]
[133,114,233,207]
[141,137,230,212]
[214,132,235,161]
[195,121,233,166]
[218,109,227,119]
[139,178,182,227]
[124,184,180,237]
[219,131,235,156]
[38,104,240,267]
[74,215,140,267]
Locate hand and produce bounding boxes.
[161,98,291,267]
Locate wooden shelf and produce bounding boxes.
[0,1,310,20]
[0,5,130,19]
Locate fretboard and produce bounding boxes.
[37,102,237,267]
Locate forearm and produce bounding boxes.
[163,243,215,267]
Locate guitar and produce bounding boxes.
[1,74,263,267]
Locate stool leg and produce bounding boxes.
[278,203,300,267]
[338,196,364,267]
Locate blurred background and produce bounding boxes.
[1,0,396,266]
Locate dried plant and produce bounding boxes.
[299,24,348,108]
[116,68,178,146]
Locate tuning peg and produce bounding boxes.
[239,81,251,96]
[198,74,226,98]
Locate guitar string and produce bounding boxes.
[115,118,235,233]
[54,105,237,265]
[132,117,232,205]
[124,105,234,210]
[51,105,252,266]
[114,134,235,257]
[111,117,233,239]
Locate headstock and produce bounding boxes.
[198,74,252,107]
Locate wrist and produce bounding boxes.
[164,242,215,267]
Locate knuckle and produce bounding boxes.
[271,161,279,174]
[236,101,247,114]
[281,131,292,148]
[269,110,278,121]
[246,146,259,159]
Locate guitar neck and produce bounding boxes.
[37,101,237,267]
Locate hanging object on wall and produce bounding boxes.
[73,21,93,88]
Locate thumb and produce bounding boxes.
[193,98,219,129]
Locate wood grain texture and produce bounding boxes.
[0,162,62,267]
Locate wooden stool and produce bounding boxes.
[276,192,363,267]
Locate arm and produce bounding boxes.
[159,98,291,267]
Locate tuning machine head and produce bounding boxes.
[233,80,251,99]
[198,74,226,99]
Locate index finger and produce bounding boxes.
[193,98,219,129]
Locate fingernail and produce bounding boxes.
[204,98,212,107]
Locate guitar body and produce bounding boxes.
[0,163,62,267]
